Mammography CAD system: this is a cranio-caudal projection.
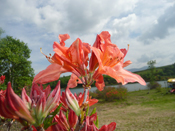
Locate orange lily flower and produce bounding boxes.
[33,31,146,91]
[51,110,78,130]
[0,89,18,119]
[90,31,146,91]
[0,82,35,124]
[98,122,116,131]
[22,81,61,126]
[33,34,91,85]
[81,114,116,131]
[60,88,98,112]
[75,90,98,107]
[0,81,61,128]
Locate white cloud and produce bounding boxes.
[0,0,175,75]
[110,14,138,40]
[138,3,175,44]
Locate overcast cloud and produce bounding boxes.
[138,3,175,44]
[0,0,175,75]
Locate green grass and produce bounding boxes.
[90,88,175,131]
[127,88,175,109]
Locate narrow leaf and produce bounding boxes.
[86,104,89,116]
[43,104,62,129]
[50,103,62,116]
[90,107,96,116]
[66,110,68,120]
[94,115,99,128]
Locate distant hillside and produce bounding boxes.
[134,63,175,81]
[128,66,148,72]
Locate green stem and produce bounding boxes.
[83,88,89,104]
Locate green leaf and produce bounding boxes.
[90,107,96,116]
[66,110,69,120]
[93,115,99,128]
[43,104,62,130]
[86,104,89,116]
[80,109,85,124]
[50,103,62,116]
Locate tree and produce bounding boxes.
[147,60,159,91]
[0,27,5,39]
[0,36,34,92]
[147,60,156,84]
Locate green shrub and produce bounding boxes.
[0,85,6,90]
[89,86,128,102]
[147,82,162,90]
[155,85,162,92]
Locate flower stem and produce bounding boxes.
[36,126,45,131]
[83,88,89,104]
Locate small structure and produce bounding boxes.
[167,78,175,93]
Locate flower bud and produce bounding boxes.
[65,87,80,116]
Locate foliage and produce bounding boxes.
[147,60,156,84]
[0,85,6,90]
[103,75,117,85]
[155,85,162,92]
[46,75,117,89]
[136,63,175,82]
[0,36,34,92]
[90,86,128,102]
[43,104,62,130]
[43,75,71,89]
[0,27,5,39]
[147,82,162,90]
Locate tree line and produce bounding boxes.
[46,62,175,89]
[44,75,117,89]
[136,63,175,82]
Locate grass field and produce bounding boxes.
[1,88,175,131]
[90,88,175,131]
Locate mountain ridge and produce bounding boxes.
[128,66,148,72]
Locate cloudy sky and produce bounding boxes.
[0,0,175,76]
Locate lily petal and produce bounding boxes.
[99,122,116,131]
[22,88,32,109]
[0,92,18,119]
[95,74,105,91]
[104,65,146,85]
[36,92,46,117]
[6,82,35,124]
[43,85,51,98]
[89,113,97,125]
[33,63,67,84]
[67,74,83,88]
[52,115,67,131]
[44,81,61,116]
[123,60,132,68]
[68,109,78,128]
[58,34,70,46]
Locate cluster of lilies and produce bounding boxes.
[0,31,146,131]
